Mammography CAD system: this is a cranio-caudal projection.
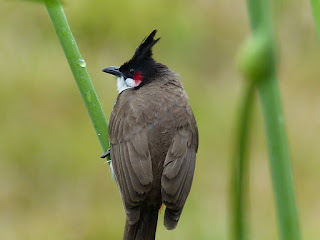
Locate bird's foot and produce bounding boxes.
[100,148,111,158]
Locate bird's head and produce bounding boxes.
[102,30,160,93]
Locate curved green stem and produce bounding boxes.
[243,0,301,239]
[257,75,300,240]
[44,0,110,161]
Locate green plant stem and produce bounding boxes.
[310,0,320,39]
[245,0,301,239]
[231,82,255,240]
[44,0,110,160]
[257,75,301,240]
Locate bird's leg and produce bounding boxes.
[100,148,114,179]
[100,148,111,158]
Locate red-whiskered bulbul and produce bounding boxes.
[101,30,198,240]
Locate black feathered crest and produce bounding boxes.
[131,30,160,62]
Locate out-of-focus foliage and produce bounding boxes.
[0,0,319,239]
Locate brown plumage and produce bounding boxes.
[103,30,198,240]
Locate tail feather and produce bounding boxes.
[123,206,159,240]
[164,208,182,230]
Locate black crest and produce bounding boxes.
[131,30,160,62]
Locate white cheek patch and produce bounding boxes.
[125,78,138,88]
[116,77,141,93]
[116,76,130,93]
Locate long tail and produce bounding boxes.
[123,206,159,240]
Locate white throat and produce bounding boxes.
[117,76,138,93]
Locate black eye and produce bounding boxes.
[129,69,135,76]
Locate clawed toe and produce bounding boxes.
[101,148,111,158]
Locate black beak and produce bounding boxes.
[102,66,123,77]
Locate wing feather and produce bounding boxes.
[127,138,153,186]
[109,95,153,224]
[161,124,197,229]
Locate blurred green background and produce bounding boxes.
[0,0,319,239]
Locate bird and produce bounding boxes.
[101,30,198,240]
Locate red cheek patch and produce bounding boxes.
[133,72,143,85]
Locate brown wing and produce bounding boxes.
[161,108,198,230]
[109,93,153,225]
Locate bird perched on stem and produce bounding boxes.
[102,30,198,240]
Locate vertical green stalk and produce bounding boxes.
[231,82,255,240]
[239,0,301,239]
[310,0,320,39]
[44,0,110,159]
[257,76,300,240]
